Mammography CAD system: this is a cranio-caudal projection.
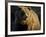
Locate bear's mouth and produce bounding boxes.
[21,16,27,24]
[23,16,27,20]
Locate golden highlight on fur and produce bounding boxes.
[19,6,41,30]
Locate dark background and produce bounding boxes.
[11,6,41,31]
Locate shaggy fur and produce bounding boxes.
[19,6,41,30]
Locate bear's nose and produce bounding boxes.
[23,15,27,20]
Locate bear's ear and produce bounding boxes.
[28,7,32,10]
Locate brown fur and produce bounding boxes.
[19,6,41,30]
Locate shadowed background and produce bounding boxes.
[11,6,41,31]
